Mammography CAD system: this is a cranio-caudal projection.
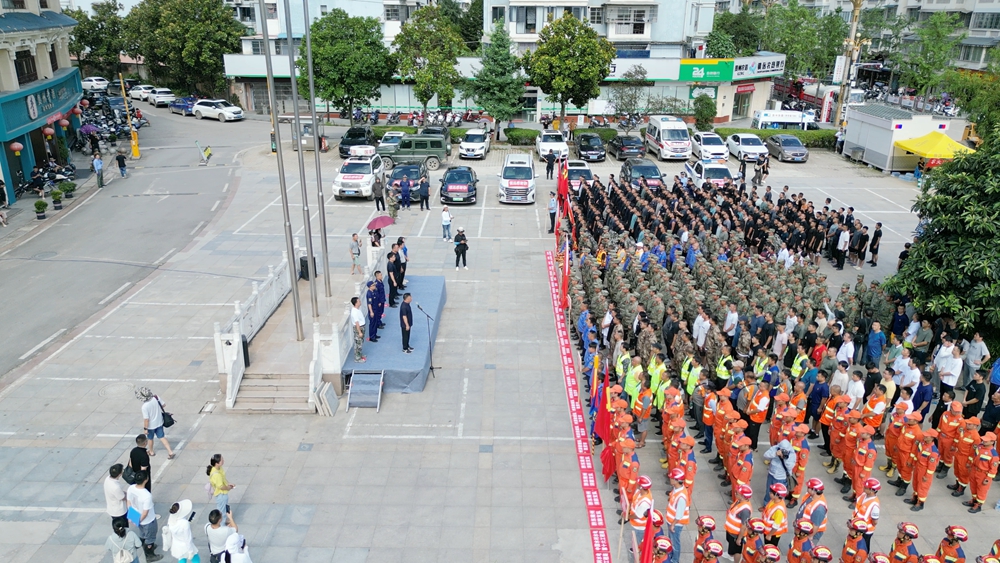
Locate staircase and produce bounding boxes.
[229,373,316,414]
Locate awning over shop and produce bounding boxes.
[893,131,975,159]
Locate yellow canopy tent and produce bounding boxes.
[893,131,976,159]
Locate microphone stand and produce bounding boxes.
[416,304,439,378]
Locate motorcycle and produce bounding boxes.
[589,116,607,128]
[617,114,640,130]
[368,109,380,125]
[387,111,401,125]
[13,171,35,199]
[540,113,553,129]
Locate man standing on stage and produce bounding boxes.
[400,293,414,353]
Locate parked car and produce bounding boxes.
[148,88,176,107]
[388,163,429,202]
[338,125,377,158]
[535,129,569,161]
[376,134,449,170]
[726,133,768,161]
[458,129,490,159]
[130,85,155,101]
[608,135,645,160]
[497,153,537,204]
[168,97,198,116]
[684,160,733,187]
[82,77,109,91]
[690,132,729,161]
[419,126,453,156]
[332,146,385,200]
[109,78,139,94]
[105,97,127,114]
[574,133,606,162]
[566,160,593,193]
[439,166,479,204]
[193,99,244,121]
[619,158,664,190]
[765,134,810,162]
[379,131,406,148]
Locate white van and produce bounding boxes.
[644,115,691,160]
[751,110,818,131]
[497,153,537,204]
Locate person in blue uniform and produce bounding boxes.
[365,281,380,342]
[374,271,386,330]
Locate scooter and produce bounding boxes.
[369,109,380,125]
[387,111,401,124]
[589,116,607,128]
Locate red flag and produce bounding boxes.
[600,444,616,481]
[638,508,655,563]
[557,156,569,198]
[594,364,611,444]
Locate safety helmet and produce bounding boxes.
[638,475,653,489]
[976,557,1000,563]
[769,482,788,498]
[748,518,767,533]
[737,484,754,498]
[806,477,824,493]
[864,478,881,492]
[946,526,968,542]
[656,537,673,553]
[697,515,717,531]
[921,556,942,563]
[812,546,834,562]
[849,518,869,533]
[706,540,725,557]
[763,545,781,562]
[898,522,919,539]
[669,467,686,481]
[870,554,891,563]
[651,510,664,527]
[795,519,815,534]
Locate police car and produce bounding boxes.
[332,145,385,201]
[683,159,733,188]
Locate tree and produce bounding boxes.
[123,0,168,84]
[881,135,1000,333]
[900,12,965,97]
[858,9,909,86]
[296,9,394,125]
[460,0,485,52]
[762,0,845,79]
[522,15,615,123]
[607,65,650,133]
[713,8,764,57]
[67,1,126,78]
[942,69,1000,144]
[693,94,717,131]
[394,6,466,114]
[467,23,523,140]
[705,30,738,59]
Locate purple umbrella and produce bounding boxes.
[79,124,98,135]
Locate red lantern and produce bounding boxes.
[59,119,69,131]
[80,99,89,108]
[71,107,82,116]
[10,141,23,155]
[43,127,55,138]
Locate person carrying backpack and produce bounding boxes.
[106,520,146,563]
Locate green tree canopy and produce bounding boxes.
[394,6,466,112]
[900,12,965,97]
[705,30,738,59]
[296,9,394,123]
[122,0,167,83]
[467,23,523,139]
[693,94,717,131]
[712,8,763,57]
[881,135,1000,333]
[762,0,846,78]
[607,65,649,133]
[942,67,1000,144]
[67,0,125,78]
[522,15,615,122]
[460,0,485,51]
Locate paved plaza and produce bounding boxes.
[2,112,990,563]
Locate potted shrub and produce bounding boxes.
[34,199,48,219]
[51,189,63,210]
[59,181,76,199]
[109,133,117,146]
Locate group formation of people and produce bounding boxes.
[560,173,1000,562]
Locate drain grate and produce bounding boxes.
[98,382,135,397]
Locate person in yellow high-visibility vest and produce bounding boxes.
[616,348,632,383]
[716,346,735,390]
[649,352,668,412]
[790,345,810,380]
[625,356,644,408]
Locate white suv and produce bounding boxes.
[193,99,244,121]
[691,132,729,161]
[130,85,155,100]
[148,88,175,107]
[535,129,568,162]
[459,129,490,159]
[332,146,385,200]
[498,153,537,204]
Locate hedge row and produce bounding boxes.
[504,128,541,146]
[372,126,418,139]
[714,128,837,149]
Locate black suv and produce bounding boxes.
[338,125,377,157]
[575,133,606,162]
[109,78,139,94]
[439,166,478,204]
[387,163,429,202]
[608,135,644,160]
[620,158,665,190]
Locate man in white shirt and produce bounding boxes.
[899,358,921,395]
[350,296,367,363]
[846,371,865,410]
[933,335,956,376]
[127,471,162,560]
[938,345,964,398]
[724,303,739,342]
[602,303,615,346]
[836,333,856,366]
[693,309,710,350]
[104,463,127,529]
[785,311,799,338]
[836,224,850,270]
[772,322,789,358]
[891,348,912,385]
[831,361,851,393]
[961,332,991,390]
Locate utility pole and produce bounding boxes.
[834,0,870,128]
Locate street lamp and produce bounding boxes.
[834,0,871,127]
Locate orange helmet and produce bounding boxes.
[638,475,653,489]
[748,518,767,533]
[812,546,834,562]
[864,478,881,492]
[763,545,781,562]
[697,515,717,531]
[898,522,919,539]
[946,526,968,542]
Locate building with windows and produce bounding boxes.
[0,0,80,205]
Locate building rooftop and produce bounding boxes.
[0,10,77,33]
[852,104,914,121]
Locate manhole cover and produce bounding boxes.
[98,382,135,397]
[32,251,57,260]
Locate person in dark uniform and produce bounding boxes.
[544,149,556,180]
[365,281,380,342]
[374,270,386,329]
[400,293,414,353]
[386,252,400,307]
[867,222,882,267]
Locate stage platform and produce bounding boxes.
[341,275,446,393]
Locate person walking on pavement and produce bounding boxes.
[544,149,556,180]
[115,152,128,178]
[205,509,238,563]
[441,206,454,240]
[418,175,431,210]
[350,296,367,363]
[137,387,175,459]
[106,520,144,563]
[398,175,411,209]
[126,471,163,561]
[548,192,558,233]
[166,499,199,563]
[105,463,128,530]
[207,454,235,516]
[454,227,468,270]
[349,233,363,275]
[93,153,105,188]
[373,178,385,211]
[400,293,414,353]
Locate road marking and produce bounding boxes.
[153,248,176,265]
[343,405,358,435]
[18,329,66,360]
[153,396,215,484]
[128,302,231,307]
[535,207,541,237]
[352,423,456,428]
[222,182,229,193]
[189,221,205,236]
[98,282,132,305]
[232,181,299,234]
[0,186,102,257]
[477,183,488,238]
[864,188,914,212]
[81,335,213,340]
[0,506,105,514]
[40,377,202,382]
[95,433,133,438]
[211,200,221,212]
[458,376,468,437]
[417,207,431,237]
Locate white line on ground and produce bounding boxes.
[294,210,320,237]
[153,399,215,484]
[153,248,176,265]
[344,434,574,441]
[535,207,541,237]
[98,282,132,305]
[458,377,468,437]
[189,221,205,236]
[222,183,229,192]
[0,506,105,513]
[128,302,231,307]
[0,187,102,256]
[0,431,16,435]
[233,182,299,234]
[40,377,202,382]
[352,423,456,428]
[81,335,213,340]
[863,188,914,212]
[228,169,233,177]
[18,329,66,360]
[477,184,488,238]
[95,433,133,438]
[211,200,221,212]
[417,207,431,237]
[343,406,358,434]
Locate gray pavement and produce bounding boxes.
[0,112,986,563]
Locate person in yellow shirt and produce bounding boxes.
[207,454,236,515]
